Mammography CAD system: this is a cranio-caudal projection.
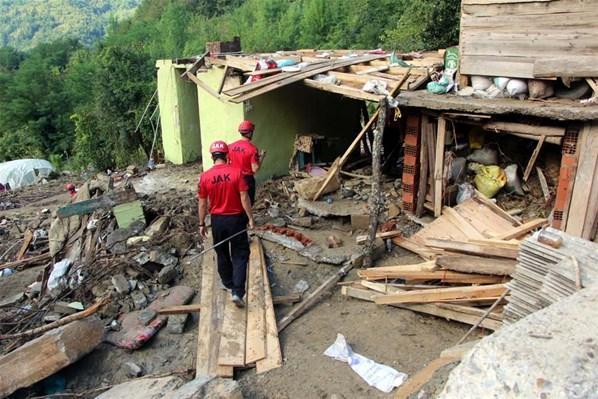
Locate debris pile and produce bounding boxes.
[0,169,203,397]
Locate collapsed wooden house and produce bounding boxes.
[155,0,597,242]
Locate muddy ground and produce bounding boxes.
[1,163,484,399]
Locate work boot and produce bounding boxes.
[232,294,245,308]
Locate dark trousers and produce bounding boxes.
[244,175,256,205]
[211,213,250,297]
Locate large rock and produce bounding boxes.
[164,376,243,399]
[95,376,184,399]
[439,285,598,398]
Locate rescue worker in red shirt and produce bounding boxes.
[228,120,266,204]
[198,140,255,307]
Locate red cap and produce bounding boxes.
[209,140,228,154]
[238,120,255,134]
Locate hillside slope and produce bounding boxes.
[0,0,141,50]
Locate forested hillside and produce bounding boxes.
[0,0,142,50]
[0,0,460,171]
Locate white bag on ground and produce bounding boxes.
[471,76,492,91]
[324,333,408,393]
[504,164,525,195]
[506,79,528,97]
[47,259,72,295]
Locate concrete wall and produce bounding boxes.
[196,67,245,170]
[196,67,363,180]
[156,60,201,165]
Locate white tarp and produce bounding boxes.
[0,159,54,190]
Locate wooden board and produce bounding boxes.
[256,238,283,373]
[460,1,598,78]
[245,239,267,364]
[218,296,247,367]
[341,286,502,330]
[434,117,447,217]
[196,253,233,377]
[565,122,598,239]
[157,304,201,315]
[374,284,507,305]
[395,355,461,399]
[492,218,547,240]
[425,238,519,259]
[437,254,516,276]
[0,319,104,398]
[16,230,33,260]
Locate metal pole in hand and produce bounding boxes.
[198,228,249,257]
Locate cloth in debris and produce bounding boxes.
[324,333,408,393]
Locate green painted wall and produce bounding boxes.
[156,60,202,164]
[197,67,245,169]
[196,67,362,180]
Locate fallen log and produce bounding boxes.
[0,318,104,398]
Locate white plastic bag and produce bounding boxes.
[324,334,408,393]
[506,79,528,97]
[471,76,492,91]
[47,259,71,295]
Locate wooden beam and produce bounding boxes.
[0,319,104,398]
[374,284,507,305]
[416,114,430,217]
[272,294,302,305]
[245,239,267,364]
[534,57,598,78]
[0,252,51,271]
[364,99,387,267]
[157,304,201,315]
[341,286,502,330]
[356,230,401,244]
[278,263,353,332]
[256,238,283,373]
[16,230,33,260]
[434,117,447,217]
[437,254,516,276]
[359,269,503,284]
[186,71,225,102]
[491,218,547,240]
[536,167,551,202]
[425,238,519,259]
[303,79,384,102]
[395,355,461,399]
[218,294,247,366]
[482,121,565,137]
[216,65,229,94]
[523,135,546,181]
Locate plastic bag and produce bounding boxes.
[47,259,72,295]
[504,164,524,195]
[324,334,408,393]
[474,165,507,198]
[467,147,498,165]
[506,79,528,97]
[471,76,492,91]
[457,183,476,204]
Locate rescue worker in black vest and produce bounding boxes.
[198,140,255,307]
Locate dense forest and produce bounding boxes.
[0,0,460,171]
[0,0,142,50]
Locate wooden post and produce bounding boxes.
[364,98,388,267]
[434,117,447,217]
[416,115,430,217]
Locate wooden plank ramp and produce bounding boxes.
[197,237,282,377]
